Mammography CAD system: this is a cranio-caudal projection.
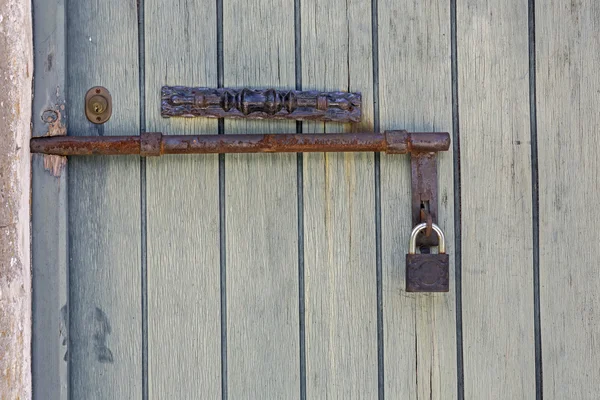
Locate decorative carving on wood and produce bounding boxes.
[161,86,361,123]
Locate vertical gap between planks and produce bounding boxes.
[450,0,464,398]
[217,0,228,398]
[371,0,384,398]
[528,0,543,398]
[294,0,306,397]
[137,0,148,398]
[296,133,306,400]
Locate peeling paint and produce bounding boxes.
[41,108,67,177]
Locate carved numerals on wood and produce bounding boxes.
[161,87,361,123]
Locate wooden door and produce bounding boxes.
[31,0,600,399]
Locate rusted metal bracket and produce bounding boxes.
[30,130,449,247]
[161,87,361,122]
[412,152,439,247]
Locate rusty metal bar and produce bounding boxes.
[30,130,450,157]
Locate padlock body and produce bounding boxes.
[406,253,449,292]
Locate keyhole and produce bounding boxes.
[85,87,111,124]
[88,95,108,115]
[93,102,104,114]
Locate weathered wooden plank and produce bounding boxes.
[458,0,535,398]
[31,0,68,398]
[223,0,299,397]
[144,1,221,398]
[379,1,457,398]
[301,1,377,397]
[67,2,142,398]
[32,153,68,400]
[536,1,600,398]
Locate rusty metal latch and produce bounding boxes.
[31,128,449,250]
[30,130,448,156]
[35,84,451,293]
[31,129,450,292]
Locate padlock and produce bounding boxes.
[406,222,449,292]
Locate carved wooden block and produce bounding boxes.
[161,86,361,123]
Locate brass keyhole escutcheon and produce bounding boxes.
[85,86,112,124]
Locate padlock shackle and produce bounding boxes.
[408,222,446,254]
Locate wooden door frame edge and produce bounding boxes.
[31,0,68,398]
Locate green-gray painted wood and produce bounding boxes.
[31,158,69,397]
[31,0,68,398]
[66,1,142,398]
[379,1,457,398]
[144,0,222,397]
[301,0,378,397]
[537,1,600,398]
[36,1,600,398]
[458,0,535,398]
[223,0,300,397]
[32,154,68,400]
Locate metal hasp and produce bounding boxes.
[161,87,361,123]
[30,130,449,248]
[412,151,440,247]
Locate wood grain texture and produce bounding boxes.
[66,1,141,398]
[31,0,68,397]
[301,0,377,397]
[223,0,299,397]
[379,1,456,398]
[144,0,221,398]
[536,1,600,398]
[458,0,535,398]
[32,155,68,400]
